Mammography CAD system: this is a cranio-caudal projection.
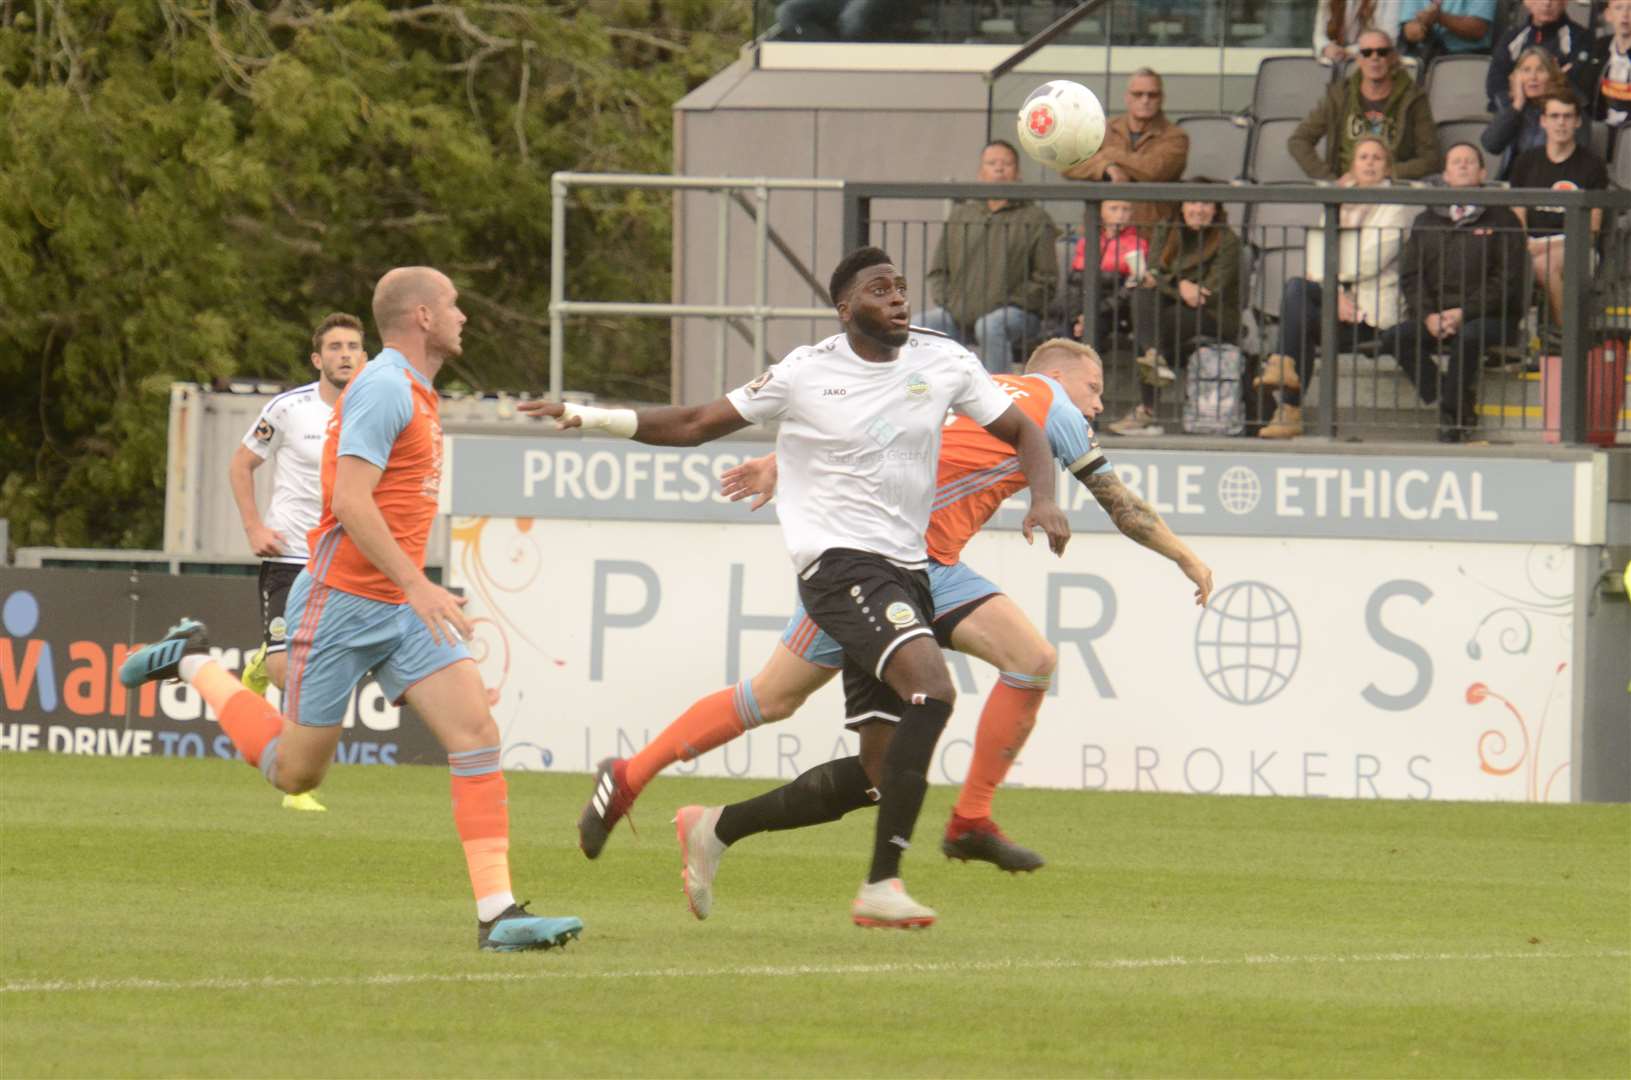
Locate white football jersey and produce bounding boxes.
[241,383,331,563]
[727,331,1011,574]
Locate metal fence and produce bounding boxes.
[843,180,1631,444]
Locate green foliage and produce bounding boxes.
[0,0,750,551]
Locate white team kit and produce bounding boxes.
[241,382,331,563]
[725,331,1012,575]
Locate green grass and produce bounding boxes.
[1,753,1627,1078]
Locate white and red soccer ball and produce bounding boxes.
[1016,80,1106,171]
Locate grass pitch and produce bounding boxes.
[1,753,1627,1078]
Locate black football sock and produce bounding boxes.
[714,756,877,846]
[867,697,952,883]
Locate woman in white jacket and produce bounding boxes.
[1257,137,1417,438]
[1316,0,1407,62]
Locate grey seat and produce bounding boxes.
[1253,56,1332,121]
[1248,118,1313,183]
[1247,188,1322,250]
[1249,245,1307,322]
[1436,118,1491,161]
[1425,53,1493,121]
[1177,113,1252,181]
[1616,126,1631,189]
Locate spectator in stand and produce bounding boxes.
[1106,184,1244,436]
[1316,0,1409,62]
[1381,143,1527,442]
[1508,89,1609,342]
[1258,137,1417,439]
[1590,0,1631,135]
[920,140,1060,374]
[1290,29,1443,181]
[1062,69,1189,226]
[1048,200,1149,345]
[1397,0,1498,63]
[1483,48,1586,177]
[1486,0,1598,114]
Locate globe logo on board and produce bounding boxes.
[1194,581,1301,705]
[1216,465,1262,515]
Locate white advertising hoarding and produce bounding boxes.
[447,513,1577,803]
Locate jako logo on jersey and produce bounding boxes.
[885,602,918,627]
[905,374,929,398]
[822,388,847,396]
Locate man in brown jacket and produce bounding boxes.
[1288,29,1442,181]
[1062,69,1190,225]
[919,140,1060,373]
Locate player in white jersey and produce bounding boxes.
[228,312,366,811]
[523,246,1071,928]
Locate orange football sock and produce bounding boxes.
[954,673,1049,821]
[625,682,757,794]
[217,688,285,769]
[449,748,512,907]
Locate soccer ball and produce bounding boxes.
[1016,80,1106,171]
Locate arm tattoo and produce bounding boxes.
[1083,471,1164,546]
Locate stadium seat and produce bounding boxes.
[1616,126,1631,188]
[1436,118,1490,160]
[1248,244,1307,323]
[1177,113,1252,181]
[1252,56,1331,121]
[1588,120,1610,163]
[1248,118,1311,183]
[1425,54,1493,121]
[1246,187,1322,250]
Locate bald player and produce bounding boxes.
[120,267,582,953]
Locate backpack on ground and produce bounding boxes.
[1182,340,1246,436]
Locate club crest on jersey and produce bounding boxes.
[744,370,774,396]
[885,602,918,628]
[904,373,929,398]
[253,419,274,442]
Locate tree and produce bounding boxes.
[0,0,750,551]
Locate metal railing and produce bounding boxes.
[549,173,844,399]
[546,173,1628,443]
[842,180,1631,443]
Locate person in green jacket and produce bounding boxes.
[1106,185,1243,436]
[920,140,1060,374]
[1288,28,1442,181]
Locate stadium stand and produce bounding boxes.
[1436,118,1492,158]
[1176,113,1252,181]
[1251,56,1331,121]
[1247,118,1310,183]
[1425,53,1495,121]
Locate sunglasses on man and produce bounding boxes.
[1358,46,1393,58]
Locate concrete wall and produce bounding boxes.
[669,50,1279,404]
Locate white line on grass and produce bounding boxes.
[3,948,1626,996]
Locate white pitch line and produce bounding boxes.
[2,948,1626,996]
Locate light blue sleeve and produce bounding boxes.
[336,369,413,469]
[1042,392,1109,476]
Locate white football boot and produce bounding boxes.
[851,877,936,929]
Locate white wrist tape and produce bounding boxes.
[558,402,638,439]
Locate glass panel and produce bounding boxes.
[755,1,1313,48]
